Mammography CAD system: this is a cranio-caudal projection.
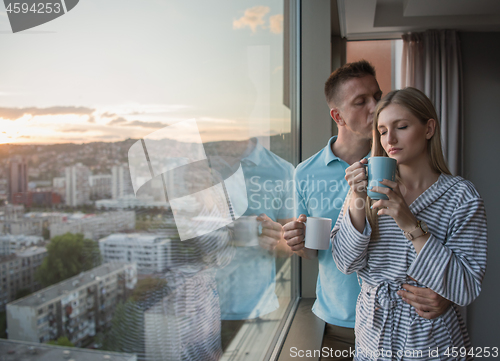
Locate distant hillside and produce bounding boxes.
[0,133,294,181]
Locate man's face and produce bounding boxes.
[335,75,382,139]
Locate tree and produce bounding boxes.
[47,336,74,347]
[103,300,144,356]
[35,233,102,287]
[15,288,32,300]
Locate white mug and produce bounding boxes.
[304,217,332,250]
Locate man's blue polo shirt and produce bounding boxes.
[216,139,294,320]
[294,136,363,328]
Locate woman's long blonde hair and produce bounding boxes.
[366,87,452,229]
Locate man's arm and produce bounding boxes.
[398,284,452,319]
[283,215,318,260]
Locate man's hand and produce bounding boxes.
[398,284,451,319]
[283,215,318,259]
[283,215,307,251]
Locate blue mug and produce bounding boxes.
[365,157,397,200]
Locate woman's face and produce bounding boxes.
[376,103,434,166]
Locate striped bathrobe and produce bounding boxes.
[332,174,488,361]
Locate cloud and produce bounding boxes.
[106,117,168,129]
[107,117,128,125]
[127,120,168,129]
[233,6,270,33]
[101,112,118,118]
[0,106,95,120]
[269,14,283,34]
[60,128,89,133]
[94,135,121,140]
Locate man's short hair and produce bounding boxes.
[324,60,376,108]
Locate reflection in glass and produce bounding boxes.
[0,0,297,360]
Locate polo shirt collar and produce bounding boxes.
[324,136,340,166]
[324,136,370,166]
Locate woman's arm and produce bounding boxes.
[345,160,369,233]
[331,160,372,274]
[407,198,487,306]
[331,193,372,275]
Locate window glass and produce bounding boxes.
[0,0,299,359]
[346,39,403,95]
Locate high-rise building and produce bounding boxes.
[65,164,90,207]
[111,165,133,200]
[89,174,112,200]
[8,158,28,202]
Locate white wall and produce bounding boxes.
[6,305,38,342]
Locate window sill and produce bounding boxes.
[277,298,325,361]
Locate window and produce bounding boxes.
[0,0,300,358]
[346,39,403,94]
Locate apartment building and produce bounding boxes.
[99,233,171,274]
[0,204,25,222]
[0,205,45,237]
[7,262,137,346]
[0,246,47,309]
[111,165,134,199]
[49,211,136,241]
[0,235,43,256]
[89,174,112,200]
[8,158,28,202]
[65,163,91,207]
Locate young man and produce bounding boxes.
[283,61,451,361]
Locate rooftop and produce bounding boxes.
[99,233,170,245]
[16,246,47,257]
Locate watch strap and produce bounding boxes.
[404,220,427,241]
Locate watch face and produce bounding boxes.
[420,221,429,232]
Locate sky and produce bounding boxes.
[0,0,290,144]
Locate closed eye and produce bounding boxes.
[397,126,407,130]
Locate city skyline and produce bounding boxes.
[0,0,290,145]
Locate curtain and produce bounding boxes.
[401,30,463,176]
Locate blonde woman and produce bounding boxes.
[331,87,487,361]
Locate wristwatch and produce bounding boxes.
[404,220,429,241]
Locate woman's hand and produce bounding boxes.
[369,179,417,233]
[345,159,368,198]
